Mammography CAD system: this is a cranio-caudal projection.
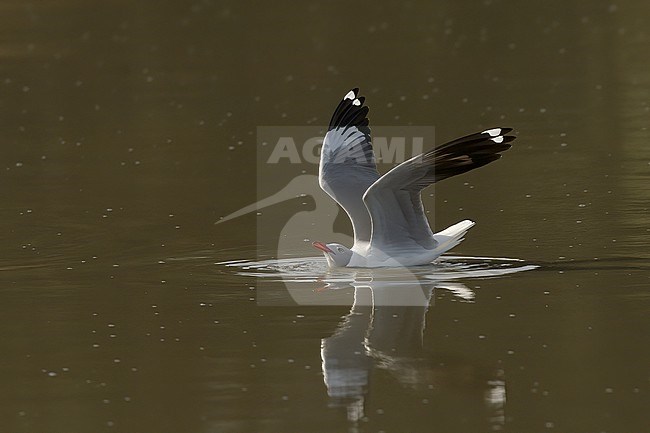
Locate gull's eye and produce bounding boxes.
[337,247,344,253]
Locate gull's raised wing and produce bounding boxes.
[362,128,515,253]
[319,88,380,245]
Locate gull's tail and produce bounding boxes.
[432,219,476,255]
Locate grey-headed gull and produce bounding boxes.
[312,88,515,267]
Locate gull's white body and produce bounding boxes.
[342,219,475,268]
[314,88,515,268]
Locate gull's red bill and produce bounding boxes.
[312,241,333,253]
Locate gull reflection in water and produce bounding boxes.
[319,269,506,428]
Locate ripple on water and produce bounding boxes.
[217,255,538,284]
[216,255,538,305]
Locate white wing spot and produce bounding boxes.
[483,128,501,137]
[352,98,361,106]
[491,136,504,143]
[344,90,355,100]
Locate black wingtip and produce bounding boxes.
[341,87,360,101]
[329,87,370,132]
[481,127,513,136]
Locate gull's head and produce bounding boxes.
[312,241,352,267]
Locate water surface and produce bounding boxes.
[1,1,649,432]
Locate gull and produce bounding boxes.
[312,88,515,268]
